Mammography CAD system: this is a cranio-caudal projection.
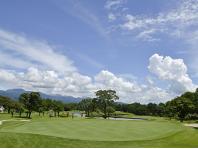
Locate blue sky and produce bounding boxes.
[0,0,198,103]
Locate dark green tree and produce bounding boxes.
[0,96,13,113]
[19,92,41,118]
[78,98,94,117]
[106,106,115,118]
[169,97,195,122]
[95,90,119,119]
[13,102,24,117]
[52,100,64,117]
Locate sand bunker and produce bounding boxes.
[184,123,198,128]
[0,119,30,125]
[96,117,146,120]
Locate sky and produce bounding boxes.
[0,0,198,103]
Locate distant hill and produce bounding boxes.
[0,89,82,103]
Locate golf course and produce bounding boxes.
[0,113,198,148]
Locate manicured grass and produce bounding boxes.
[0,113,198,147]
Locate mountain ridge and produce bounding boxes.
[0,88,82,103]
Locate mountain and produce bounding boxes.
[0,89,82,103]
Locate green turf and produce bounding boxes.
[0,113,198,147]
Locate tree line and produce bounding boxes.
[1,88,198,121]
[0,89,118,119]
[115,89,198,122]
[0,92,78,118]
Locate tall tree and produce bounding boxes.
[95,90,119,119]
[19,92,41,118]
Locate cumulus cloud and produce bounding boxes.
[0,28,195,103]
[0,67,172,103]
[94,70,172,103]
[0,28,93,97]
[95,70,141,93]
[148,54,196,94]
[0,67,94,98]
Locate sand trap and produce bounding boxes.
[96,117,146,120]
[184,123,198,128]
[20,120,31,122]
[108,117,146,120]
[0,119,30,125]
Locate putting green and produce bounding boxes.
[0,118,184,141]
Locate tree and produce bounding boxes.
[191,89,198,114]
[44,99,54,111]
[126,103,148,115]
[147,103,158,116]
[165,101,176,119]
[157,103,166,117]
[19,92,41,118]
[106,106,115,118]
[52,100,64,117]
[0,96,13,113]
[78,98,93,117]
[13,102,24,117]
[91,98,98,112]
[37,99,45,116]
[169,97,195,122]
[95,90,119,119]
[64,103,78,111]
[181,92,195,100]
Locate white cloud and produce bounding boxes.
[0,28,94,97]
[0,50,33,70]
[148,54,196,94]
[106,0,198,41]
[0,29,194,103]
[136,29,160,42]
[94,70,172,103]
[0,28,76,73]
[0,69,17,82]
[95,70,141,92]
[122,0,198,31]
[174,30,198,77]
[0,66,173,103]
[108,13,117,21]
[135,85,173,104]
[105,0,126,10]
[0,67,94,98]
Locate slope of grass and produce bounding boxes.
[0,113,198,147]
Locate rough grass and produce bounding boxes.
[0,113,198,147]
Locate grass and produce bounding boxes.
[0,113,198,147]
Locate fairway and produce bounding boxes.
[1,114,198,147]
[0,118,183,141]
